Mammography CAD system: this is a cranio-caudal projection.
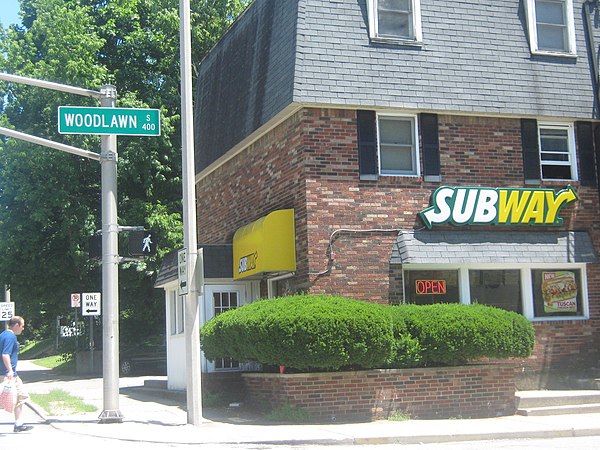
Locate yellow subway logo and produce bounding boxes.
[420,185,578,229]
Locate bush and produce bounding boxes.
[388,303,535,366]
[200,295,535,371]
[200,295,395,370]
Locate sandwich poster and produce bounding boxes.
[542,271,578,313]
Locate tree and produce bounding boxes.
[0,0,249,342]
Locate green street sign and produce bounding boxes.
[58,106,160,136]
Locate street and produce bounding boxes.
[1,419,599,450]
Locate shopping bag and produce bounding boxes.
[0,379,16,413]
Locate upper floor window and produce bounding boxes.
[539,123,577,180]
[367,0,423,44]
[525,0,576,56]
[377,114,420,176]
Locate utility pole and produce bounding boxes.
[180,0,203,425]
[97,85,123,423]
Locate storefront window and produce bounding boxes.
[404,270,459,305]
[469,270,522,313]
[532,269,583,317]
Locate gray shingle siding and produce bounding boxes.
[195,0,599,172]
[195,0,298,172]
[294,0,598,118]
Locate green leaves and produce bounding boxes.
[200,296,536,372]
[0,0,249,339]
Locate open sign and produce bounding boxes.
[415,280,447,295]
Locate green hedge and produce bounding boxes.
[386,303,535,366]
[200,295,394,370]
[200,295,535,371]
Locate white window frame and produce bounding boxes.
[402,263,590,321]
[376,113,421,177]
[367,0,423,45]
[169,289,184,335]
[538,122,578,181]
[524,0,577,56]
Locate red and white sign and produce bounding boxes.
[71,293,81,308]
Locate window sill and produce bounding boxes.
[531,50,577,59]
[369,36,423,48]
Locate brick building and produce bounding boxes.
[157,0,600,385]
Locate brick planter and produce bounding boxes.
[242,365,516,421]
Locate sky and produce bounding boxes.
[0,0,21,27]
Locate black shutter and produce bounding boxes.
[356,110,378,180]
[521,118,541,184]
[576,121,597,186]
[420,113,441,181]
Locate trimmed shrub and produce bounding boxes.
[200,295,395,370]
[388,303,535,366]
[200,295,535,371]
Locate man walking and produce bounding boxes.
[1,316,33,432]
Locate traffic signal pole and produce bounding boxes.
[0,73,123,422]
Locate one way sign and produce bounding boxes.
[81,292,101,316]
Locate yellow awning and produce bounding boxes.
[233,209,296,280]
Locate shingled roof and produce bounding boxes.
[391,230,597,264]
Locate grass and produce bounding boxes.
[32,354,75,373]
[388,410,411,421]
[263,403,312,423]
[30,389,97,416]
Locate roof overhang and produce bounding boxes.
[391,230,597,265]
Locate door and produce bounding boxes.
[203,285,245,372]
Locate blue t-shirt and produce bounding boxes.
[0,329,19,376]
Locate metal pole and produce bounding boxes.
[98,85,122,423]
[180,0,203,425]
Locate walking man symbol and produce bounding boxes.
[142,234,153,252]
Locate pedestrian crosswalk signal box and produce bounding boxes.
[128,230,157,256]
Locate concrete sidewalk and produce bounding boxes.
[17,360,600,446]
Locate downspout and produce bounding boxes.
[584,0,600,201]
[585,0,600,107]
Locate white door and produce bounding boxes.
[203,284,246,373]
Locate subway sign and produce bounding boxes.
[420,185,577,229]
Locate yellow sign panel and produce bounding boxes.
[233,209,296,280]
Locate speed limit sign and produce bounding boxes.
[0,302,15,321]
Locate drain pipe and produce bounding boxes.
[585,0,600,108]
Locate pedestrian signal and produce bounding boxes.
[128,230,157,256]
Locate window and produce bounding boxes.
[532,269,583,317]
[404,269,459,305]
[169,290,184,335]
[469,270,522,313]
[525,0,576,56]
[401,264,589,320]
[377,114,420,176]
[367,0,422,43]
[539,123,577,180]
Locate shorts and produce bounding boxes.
[0,375,30,408]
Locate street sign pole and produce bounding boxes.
[98,85,123,423]
[180,0,203,425]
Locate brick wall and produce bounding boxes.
[196,107,600,371]
[243,365,517,421]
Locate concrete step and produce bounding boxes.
[516,390,600,408]
[517,402,600,416]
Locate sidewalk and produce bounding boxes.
[18,360,600,446]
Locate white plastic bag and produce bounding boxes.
[0,379,16,413]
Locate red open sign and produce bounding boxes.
[415,280,447,295]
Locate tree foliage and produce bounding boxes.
[0,0,249,341]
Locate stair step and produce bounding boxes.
[517,403,600,416]
[516,390,600,408]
